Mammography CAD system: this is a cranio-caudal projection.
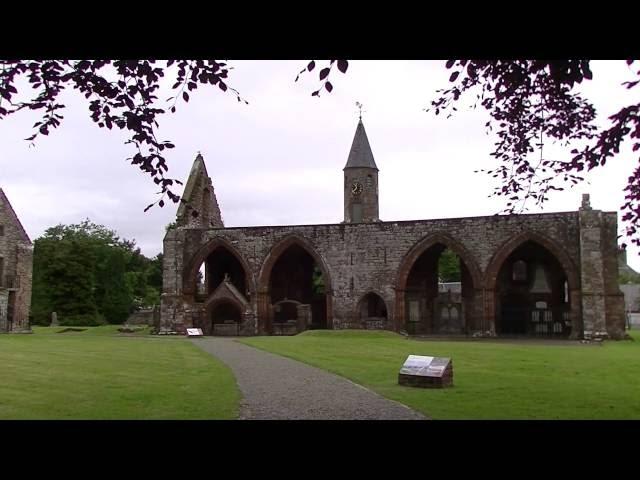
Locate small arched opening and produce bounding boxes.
[209,300,243,336]
[358,292,388,329]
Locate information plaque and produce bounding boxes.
[186,328,204,337]
[398,355,453,388]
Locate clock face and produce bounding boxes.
[351,181,363,196]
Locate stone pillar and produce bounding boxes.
[159,293,185,333]
[326,292,334,329]
[257,290,270,335]
[482,289,497,335]
[160,228,185,333]
[11,244,32,333]
[240,310,257,336]
[602,212,626,339]
[467,288,484,334]
[394,289,406,332]
[296,304,311,333]
[0,291,8,332]
[50,311,59,327]
[569,289,582,340]
[578,195,609,339]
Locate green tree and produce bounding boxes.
[31,219,161,325]
[438,249,461,283]
[33,235,100,325]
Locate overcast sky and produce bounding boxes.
[1,60,638,269]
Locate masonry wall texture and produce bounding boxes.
[0,188,33,333]
[161,121,625,340]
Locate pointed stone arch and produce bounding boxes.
[395,232,483,290]
[484,230,581,337]
[258,234,333,294]
[257,234,334,333]
[394,232,483,333]
[355,290,390,328]
[205,297,245,336]
[485,231,579,291]
[183,237,255,297]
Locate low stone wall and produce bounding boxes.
[272,321,298,335]
[126,309,154,325]
[364,318,387,330]
[213,323,241,336]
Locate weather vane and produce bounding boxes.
[355,101,365,120]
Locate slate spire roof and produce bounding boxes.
[343,119,378,170]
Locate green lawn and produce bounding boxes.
[240,330,640,419]
[0,327,240,419]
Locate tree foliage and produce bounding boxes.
[0,60,246,215]
[427,60,640,246]
[438,249,461,283]
[3,59,639,247]
[31,219,162,325]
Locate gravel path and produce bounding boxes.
[192,337,427,420]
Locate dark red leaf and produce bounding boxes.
[319,68,330,80]
[307,61,315,72]
[337,60,348,73]
[183,91,189,102]
[449,71,460,82]
[325,81,333,93]
[445,60,455,69]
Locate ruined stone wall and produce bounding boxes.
[0,191,32,333]
[12,244,33,331]
[0,290,8,332]
[163,210,596,335]
[601,212,625,338]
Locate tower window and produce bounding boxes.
[0,225,4,236]
[366,175,373,189]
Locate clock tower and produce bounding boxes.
[344,119,379,223]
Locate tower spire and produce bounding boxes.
[343,118,380,223]
[344,116,378,171]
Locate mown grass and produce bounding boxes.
[240,330,640,419]
[0,327,240,419]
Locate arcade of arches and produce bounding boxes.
[161,128,625,340]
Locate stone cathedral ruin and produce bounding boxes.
[160,120,626,339]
